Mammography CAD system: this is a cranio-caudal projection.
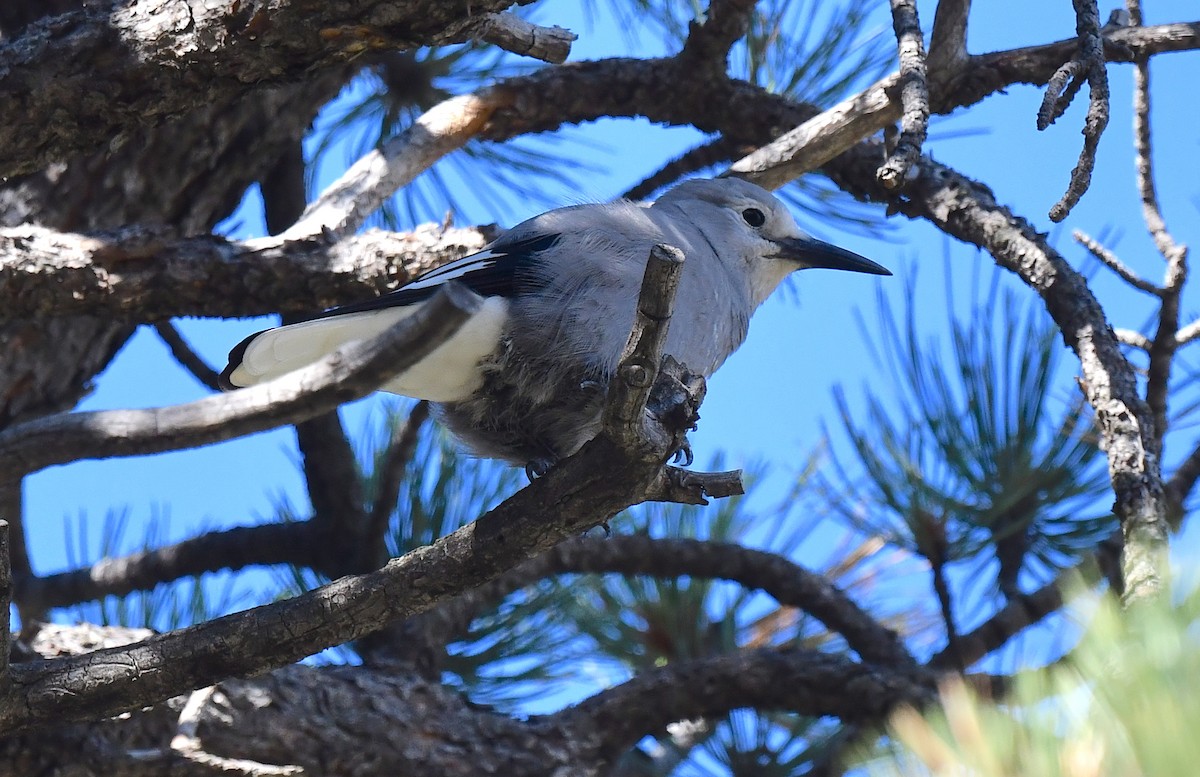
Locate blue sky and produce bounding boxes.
[21,0,1200,645]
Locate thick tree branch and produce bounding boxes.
[873,155,1167,603]
[721,22,1197,189]
[927,0,970,74]
[0,223,492,319]
[725,72,900,190]
[678,0,757,66]
[412,535,913,671]
[0,285,479,478]
[282,90,513,241]
[555,647,935,764]
[0,0,538,176]
[0,240,730,735]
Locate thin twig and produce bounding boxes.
[1125,0,1189,459]
[1175,319,1200,347]
[1047,0,1111,222]
[1128,0,1188,266]
[0,520,10,683]
[1038,59,1086,129]
[877,0,929,190]
[166,688,305,776]
[17,522,323,611]
[154,321,224,391]
[1115,328,1153,351]
[366,401,431,567]
[465,13,576,64]
[930,554,962,672]
[623,136,745,200]
[929,574,1066,669]
[1073,229,1162,295]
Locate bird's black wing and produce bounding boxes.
[312,232,561,319]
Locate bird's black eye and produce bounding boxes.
[742,208,766,228]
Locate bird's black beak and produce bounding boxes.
[772,236,891,276]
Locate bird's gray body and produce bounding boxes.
[222,178,889,468]
[441,195,756,465]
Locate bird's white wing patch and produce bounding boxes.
[403,249,502,291]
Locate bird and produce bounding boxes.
[221,177,890,472]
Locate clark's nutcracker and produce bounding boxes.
[221,177,889,470]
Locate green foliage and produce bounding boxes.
[825,272,1116,598]
[871,585,1200,776]
[57,508,245,631]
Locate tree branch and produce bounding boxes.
[464,13,576,64]
[623,136,747,200]
[0,223,492,320]
[718,22,1197,191]
[877,0,929,190]
[1045,0,1111,222]
[153,322,224,392]
[1073,229,1162,296]
[927,0,971,74]
[364,534,909,678]
[281,90,512,242]
[366,401,431,569]
[0,0,537,176]
[678,0,758,66]
[16,522,323,612]
[0,284,479,478]
[724,72,900,190]
[1127,1,1188,266]
[1126,0,1189,460]
[555,647,934,764]
[0,240,728,735]
[874,155,1167,603]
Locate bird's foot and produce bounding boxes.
[671,438,694,467]
[649,356,705,467]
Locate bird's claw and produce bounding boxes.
[671,438,694,467]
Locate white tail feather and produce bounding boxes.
[226,297,509,403]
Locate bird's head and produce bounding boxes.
[657,177,890,305]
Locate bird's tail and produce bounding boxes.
[220,308,414,390]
